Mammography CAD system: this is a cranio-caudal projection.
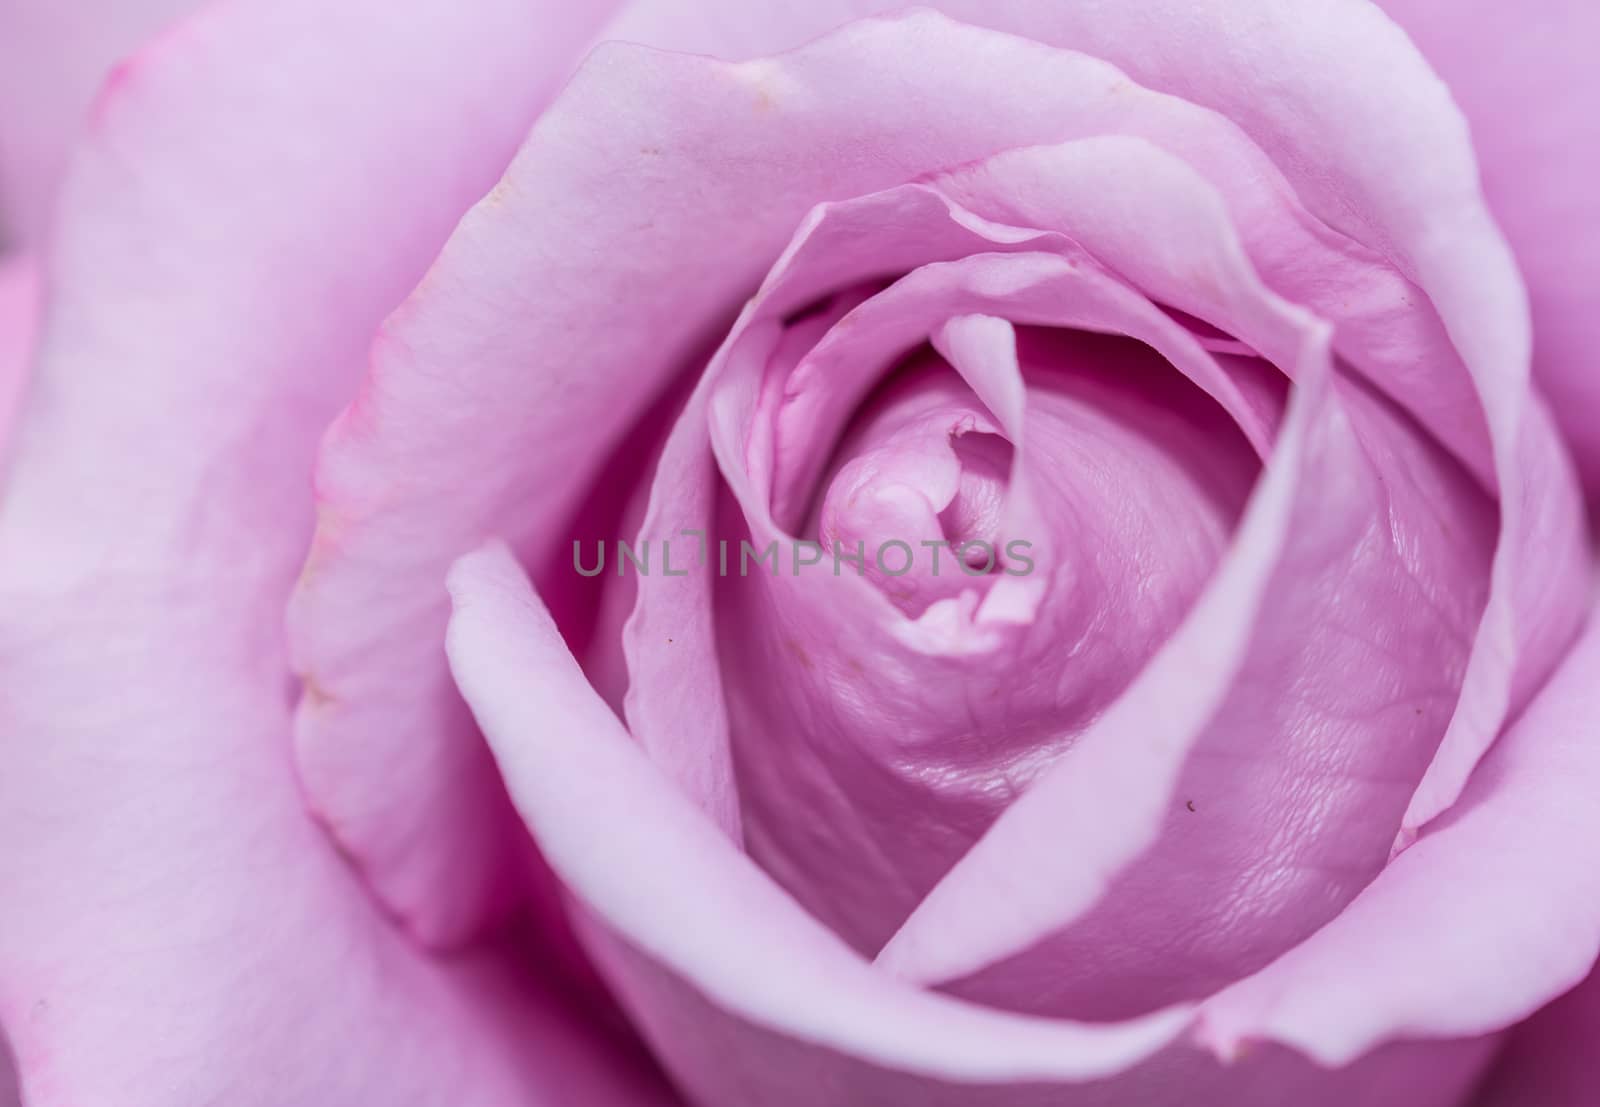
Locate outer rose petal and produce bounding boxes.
[286,0,626,950]
[0,0,202,246]
[1375,0,1600,496]
[0,0,669,1103]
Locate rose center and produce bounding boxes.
[812,351,1016,615]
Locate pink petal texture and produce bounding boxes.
[0,0,202,247]
[448,545,1495,1107]
[0,0,671,1102]
[284,0,625,951]
[1197,605,1600,1065]
[0,252,36,450]
[1376,0,1600,497]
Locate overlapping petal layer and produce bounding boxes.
[0,0,671,1101]
[278,0,626,947]
[1375,0,1600,495]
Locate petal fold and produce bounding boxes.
[0,0,662,1101]
[281,0,625,946]
[1376,0,1600,495]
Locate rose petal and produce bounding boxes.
[0,0,201,246]
[275,0,626,947]
[755,224,1277,524]
[1197,605,1600,1065]
[447,542,1497,1107]
[0,0,666,1101]
[1375,0,1600,497]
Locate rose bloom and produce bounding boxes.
[1,1,1598,1105]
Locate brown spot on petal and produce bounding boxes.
[302,675,336,710]
[486,177,517,206]
[295,501,350,594]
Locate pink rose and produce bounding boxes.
[1,2,1596,1105]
